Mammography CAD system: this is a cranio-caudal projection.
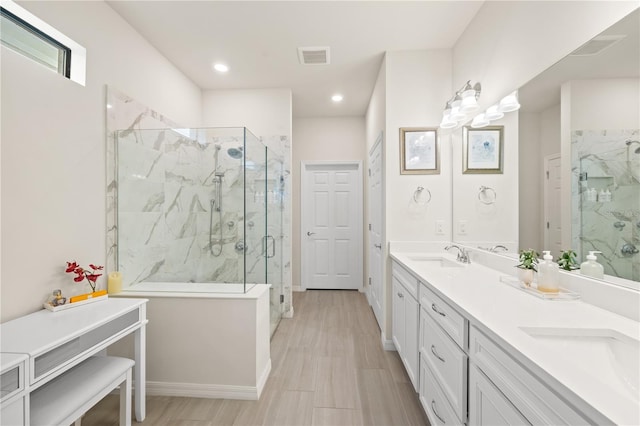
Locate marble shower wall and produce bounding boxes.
[572,129,640,281]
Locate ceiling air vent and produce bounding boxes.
[570,35,626,56]
[297,46,330,65]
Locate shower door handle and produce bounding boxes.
[263,235,276,258]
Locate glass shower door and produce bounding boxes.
[266,147,284,336]
[243,128,266,292]
[579,154,639,281]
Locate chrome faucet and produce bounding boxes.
[490,244,508,253]
[445,244,471,264]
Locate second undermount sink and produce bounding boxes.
[520,326,639,400]
[406,255,465,268]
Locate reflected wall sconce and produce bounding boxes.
[469,90,521,129]
[439,80,481,129]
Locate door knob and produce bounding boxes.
[374,244,382,249]
[307,231,316,236]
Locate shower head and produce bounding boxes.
[227,147,243,159]
[626,140,640,154]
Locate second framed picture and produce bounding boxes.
[463,125,504,174]
[400,127,439,175]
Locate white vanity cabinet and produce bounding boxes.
[468,326,596,425]
[391,260,419,391]
[419,282,469,425]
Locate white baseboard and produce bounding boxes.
[381,331,396,351]
[147,360,272,400]
[256,360,272,399]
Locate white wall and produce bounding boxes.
[1,0,201,322]
[385,50,453,243]
[292,117,366,289]
[382,49,452,339]
[201,88,292,139]
[518,105,561,253]
[518,112,542,252]
[366,57,387,154]
[452,112,519,249]
[453,1,638,111]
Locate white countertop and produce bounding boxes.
[390,250,640,425]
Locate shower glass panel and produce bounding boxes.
[266,145,284,335]
[576,132,640,281]
[243,128,267,290]
[113,126,277,293]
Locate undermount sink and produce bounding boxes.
[406,255,465,268]
[520,327,639,400]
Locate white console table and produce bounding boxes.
[0,298,148,424]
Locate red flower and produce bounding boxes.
[86,274,102,282]
[65,261,104,292]
[66,261,79,273]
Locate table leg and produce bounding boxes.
[134,323,146,422]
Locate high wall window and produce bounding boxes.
[0,1,86,86]
[1,7,70,77]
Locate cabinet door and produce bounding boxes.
[0,396,26,426]
[405,293,419,391]
[392,277,404,355]
[469,364,530,426]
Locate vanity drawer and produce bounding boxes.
[1,354,26,404]
[420,357,460,426]
[31,308,140,385]
[421,307,467,421]
[469,326,595,425]
[420,283,467,349]
[392,260,419,299]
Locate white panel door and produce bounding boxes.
[302,162,362,290]
[544,154,562,257]
[368,138,384,329]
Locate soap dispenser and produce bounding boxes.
[538,251,560,293]
[580,251,604,279]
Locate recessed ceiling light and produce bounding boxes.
[213,63,229,73]
[331,94,343,102]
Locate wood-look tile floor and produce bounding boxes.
[82,290,430,426]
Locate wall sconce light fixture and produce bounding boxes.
[439,80,481,129]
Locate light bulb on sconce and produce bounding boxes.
[471,113,490,128]
[498,91,521,113]
[484,105,504,121]
[449,98,466,121]
[440,110,457,129]
[459,82,481,113]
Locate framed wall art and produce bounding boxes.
[463,125,504,174]
[399,127,439,175]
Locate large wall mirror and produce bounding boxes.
[453,7,639,289]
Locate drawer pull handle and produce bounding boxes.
[397,292,404,298]
[431,303,446,317]
[431,345,445,362]
[431,400,446,423]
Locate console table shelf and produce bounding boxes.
[0,298,148,425]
